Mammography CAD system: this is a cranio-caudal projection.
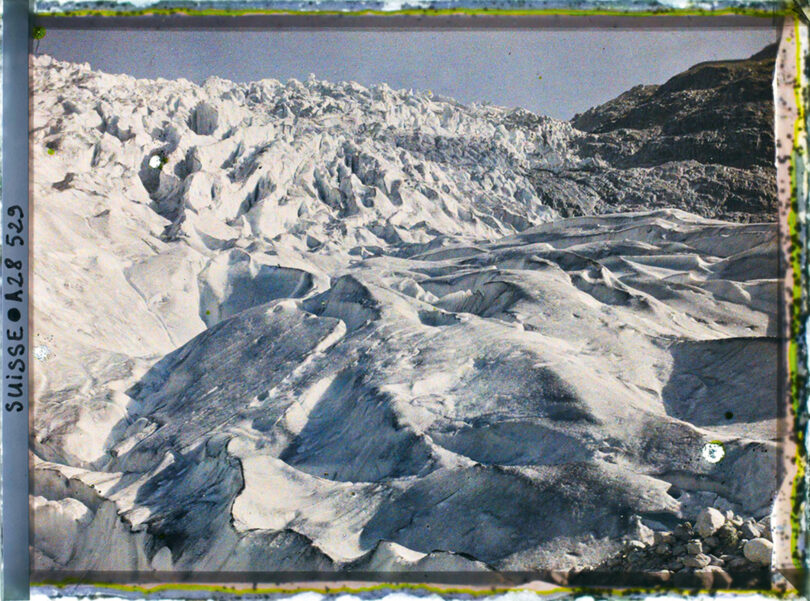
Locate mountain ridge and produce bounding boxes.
[554,42,777,221]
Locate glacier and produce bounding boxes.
[29,45,781,584]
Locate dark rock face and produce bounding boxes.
[532,43,778,222]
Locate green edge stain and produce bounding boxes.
[788,18,808,574]
[33,581,566,597]
[32,580,800,598]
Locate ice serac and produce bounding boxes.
[30,47,779,576]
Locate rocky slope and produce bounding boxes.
[30,48,780,585]
[569,508,775,589]
[554,43,778,221]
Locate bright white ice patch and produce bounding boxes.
[148,154,163,169]
[33,345,51,361]
[701,441,725,463]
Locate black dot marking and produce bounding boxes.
[724,411,734,420]
[8,308,21,322]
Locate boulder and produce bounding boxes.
[647,569,672,582]
[626,539,646,551]
[683,553,712,568]
[695,508,726,538]
[743,538,773,565]
[655,543,672,555]
[717,523,739,548]
[693,567,717,588]
[654,531,676,545]
[673,569,701,589]
[727,556,750,570]
[687,540,704,555]
[707,566,734,588]
[757,515,772,540]
[674,522,694,540]
[741,520,761,539]
[629,515,655,545]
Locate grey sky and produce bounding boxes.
[38,27,778,120]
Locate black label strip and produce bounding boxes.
[2,1,30,599]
